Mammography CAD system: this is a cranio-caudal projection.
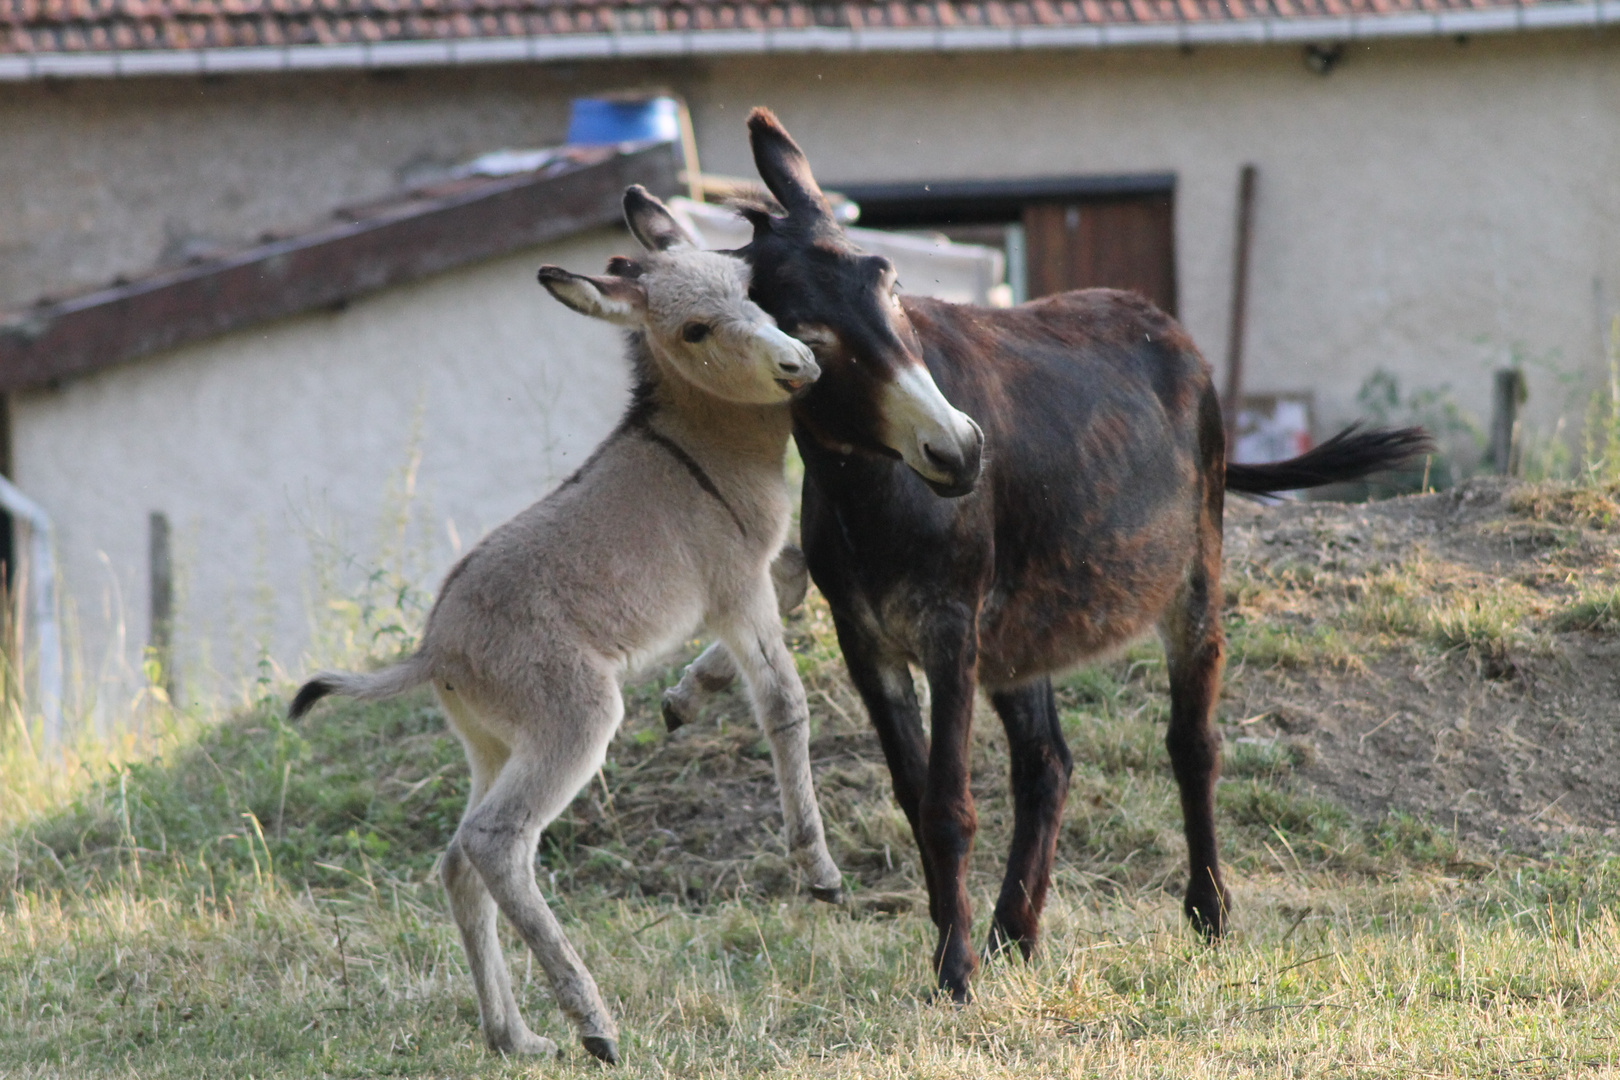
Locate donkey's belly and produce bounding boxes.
[976,520,1199,688]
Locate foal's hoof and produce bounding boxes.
[582,1035,620,1065]
[930,980,973,1006]
[660,693,689,732]
[491,1030,559,1057]
[810,883,844,905]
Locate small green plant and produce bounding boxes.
[1551,583,1620,633]
[1356,369,1484,489]
[1226,616,1354,669]
[1579,316,1620,485]
[1424,593,1529,675]
[1350,563,1427,638]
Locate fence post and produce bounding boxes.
[1489,368,1527,477]
[149,511,176,704]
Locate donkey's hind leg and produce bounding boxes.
[455,681,623,1063]
[437,709,558,1057]
[720,588,842,902]
[986,678,1072,961]
[1159,552,1231,939]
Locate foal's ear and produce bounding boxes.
[747,108,833,223]
[623,185,695,252]
[538,265,646,326]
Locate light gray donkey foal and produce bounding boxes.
[290,186,841,1065]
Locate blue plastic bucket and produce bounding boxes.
[566,97,681,146]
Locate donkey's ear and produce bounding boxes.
[623,185,695,252]
[747,108,833,223]
[538,265,645,325]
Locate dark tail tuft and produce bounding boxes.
[289,676,336,720]
[1226,423,1435,495]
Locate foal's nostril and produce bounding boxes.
[779,358,803,376]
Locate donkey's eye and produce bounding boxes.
[682,322,711,344]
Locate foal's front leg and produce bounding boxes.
[663,546,809,731]
[721,590,843,901]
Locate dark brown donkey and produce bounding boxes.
[728,109,1431,1001]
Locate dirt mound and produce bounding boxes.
[1223,478,1620,851]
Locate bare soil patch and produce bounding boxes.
[1223,478,1620,852]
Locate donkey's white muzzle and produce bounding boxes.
[882,363,984,497]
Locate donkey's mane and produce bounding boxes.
[618,330,661,430]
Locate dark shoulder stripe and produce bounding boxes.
[631,421,748,538]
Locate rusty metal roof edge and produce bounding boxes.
[0,0,1613,82]
[0,142,679,395]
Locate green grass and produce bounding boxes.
[3,587,1618,1078]
[1551,584,1620,633]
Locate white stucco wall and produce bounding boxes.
[7,32,1620,718]
[6,35,1616,443]
[10,212,1000,717]
[13,227,632,715]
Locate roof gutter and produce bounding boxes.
[1,2,1613,81]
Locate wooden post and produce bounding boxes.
[148,511,176,703]
[1489,368,1527,476]
[675,97,704,203]
[1222,164,1258,449]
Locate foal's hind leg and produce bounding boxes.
[721,589,842,900]
[1160,558,1231,938]
[986,679,1073,960]
[437,709,558,1057]
[455,685,623,1063]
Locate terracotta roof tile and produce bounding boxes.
[0,0,1581,54]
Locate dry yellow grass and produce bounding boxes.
[7,479,1620,1078]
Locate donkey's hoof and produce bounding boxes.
[582,1035,620,1065]
[929,980,973,1006]
[809,883,844,905]
[660,693,689,732]
[1184,882,1232,941]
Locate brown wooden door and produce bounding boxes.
[1022,194,1177,315]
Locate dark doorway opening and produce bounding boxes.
[837,173,1178,315]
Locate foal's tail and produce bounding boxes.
[1225,423,1435,495]
[289,653,434,720]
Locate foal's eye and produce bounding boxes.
[681,322,711,344]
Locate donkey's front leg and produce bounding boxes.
[663,546,809,731]
[722,595,842,902]
[919,603,982,1002]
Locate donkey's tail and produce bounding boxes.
[289,653,433,720]
[1225,423,1435,495]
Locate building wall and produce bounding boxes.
[685,32,1620,442]
[13,227,630,713]
[5,34,1616,442]
[6,32,1619,713]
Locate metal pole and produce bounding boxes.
[1222,164,1259,450]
